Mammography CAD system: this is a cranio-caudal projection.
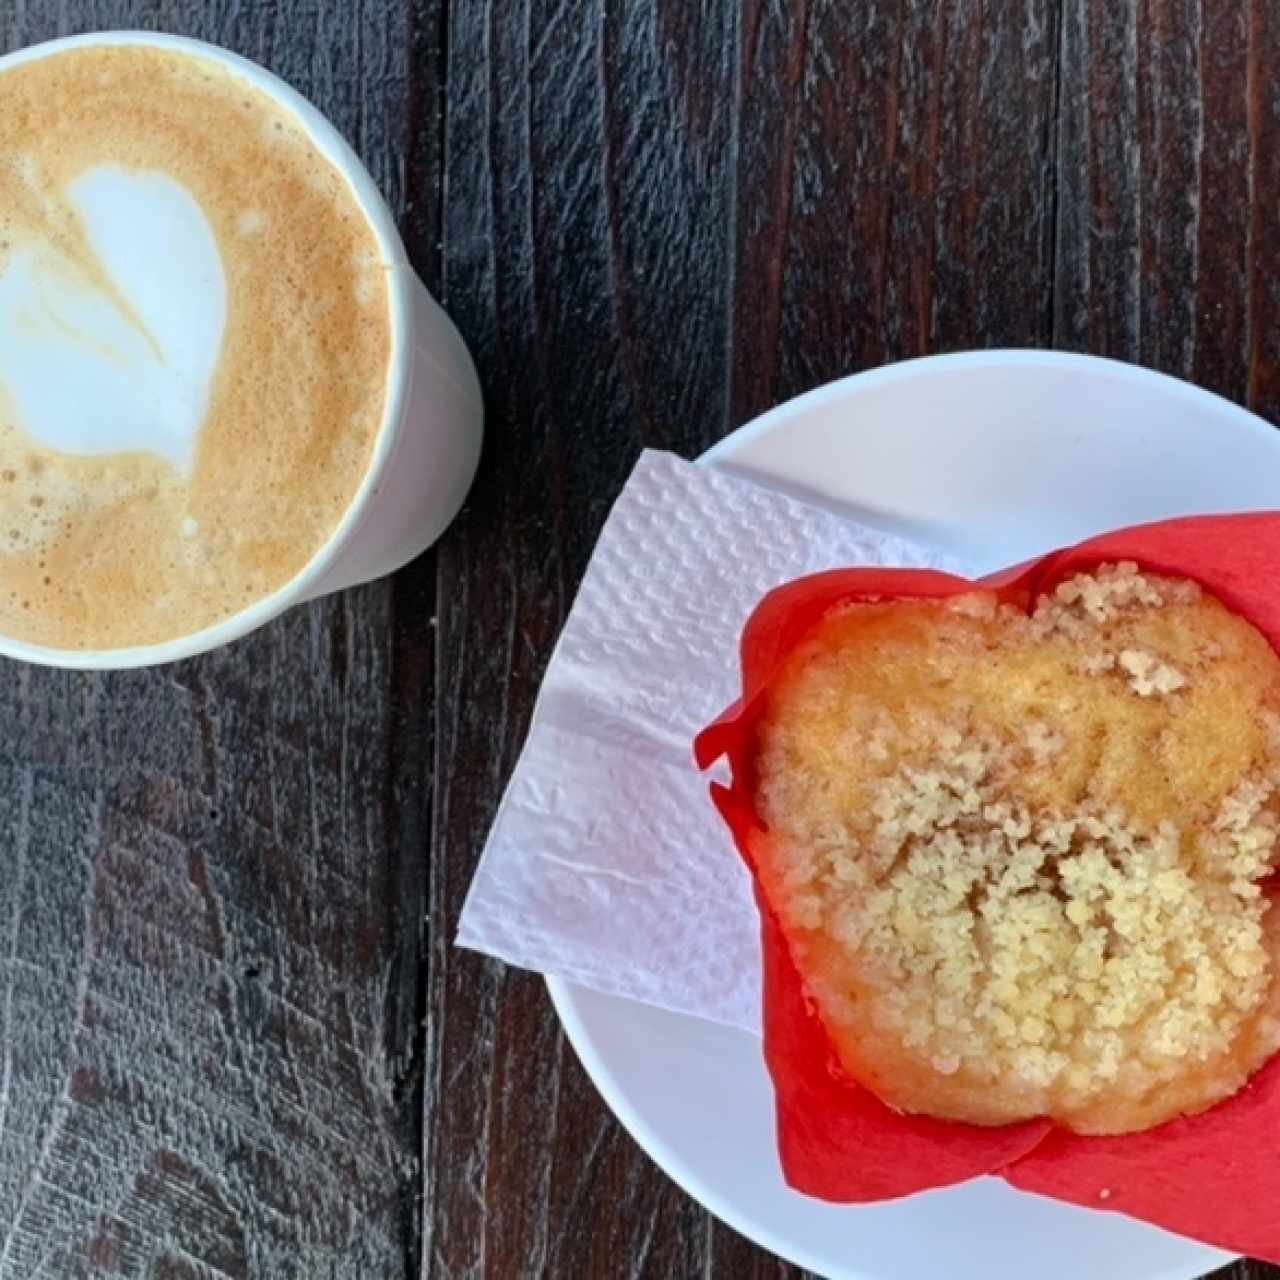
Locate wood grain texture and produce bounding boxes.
[428,1,746,1273]
[1055,0,1280,426]
[1054,10,1280,1276]
[0,2,443,1277]
[433,1,1071,1279]
[1,0,1278,1277]
[731,0,1061,423]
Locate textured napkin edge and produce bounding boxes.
[455,448,961,1031]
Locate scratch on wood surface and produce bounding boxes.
[874,0,906,326]
[540,1117,613,1271]
[721,1,745,437]
[176,666,219,799]
[1125,0,1141,353]
[598,4,643,433]
[1246,0,1261,408]
[0,770,32,1158]
[769,0,809,400]
[518,1019,565,1277]
[0,783,103,1277]
[1190,0,1203,369]
[730,0,811,419]
[917,0,948,349]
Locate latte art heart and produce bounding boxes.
[0,165,227,474]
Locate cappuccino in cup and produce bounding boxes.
[0,43,395,651]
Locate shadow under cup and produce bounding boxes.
[0,30,483,670]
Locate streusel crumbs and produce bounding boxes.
[754,564,1280,1133]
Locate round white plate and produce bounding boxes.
[547,350,1280,1280]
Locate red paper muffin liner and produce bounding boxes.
[694,513,1280,1262]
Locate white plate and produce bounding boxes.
[547,350,1280,1280]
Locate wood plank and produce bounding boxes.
[0,3,443,1275]
[731,0,1061,425]
[429,0,742,1274]
[1057,3,1280,1277]
[432,0,1058,1276]
[1056,0,1280,429]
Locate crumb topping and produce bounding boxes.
[837,749,1270,1090]
[755,563,1280,1131]
[1116,648,1187,697]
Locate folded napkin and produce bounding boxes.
[457,449,959,1030]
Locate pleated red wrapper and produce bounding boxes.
[693,513,1280,1262]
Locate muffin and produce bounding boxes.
[753,562,1280,1135]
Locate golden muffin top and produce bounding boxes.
[755,563,1280,1134]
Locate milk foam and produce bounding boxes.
[0,45,392,650]
[0,166,226,473]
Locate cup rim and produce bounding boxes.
[0,29,413,669]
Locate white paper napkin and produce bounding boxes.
[457,449,962,1032]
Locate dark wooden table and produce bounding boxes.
[1,2,1277,1277]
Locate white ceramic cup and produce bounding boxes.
[0,30,483,669]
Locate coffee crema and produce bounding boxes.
[0,45,391,649]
